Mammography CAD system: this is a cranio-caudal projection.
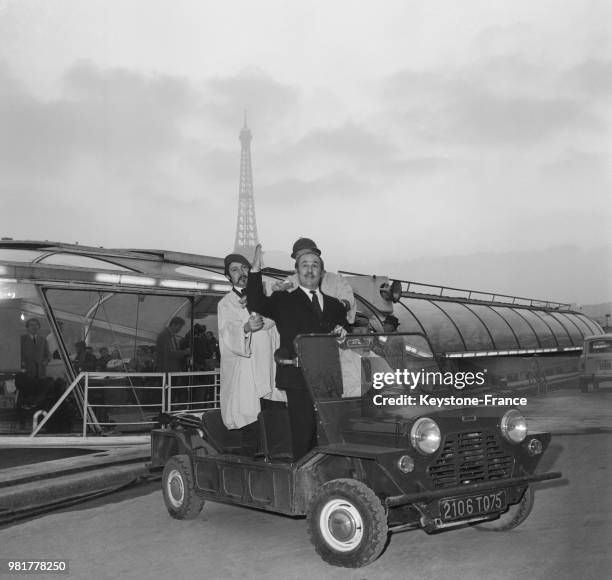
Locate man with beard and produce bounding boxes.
[247,244,348,459]
[218,253,285,453]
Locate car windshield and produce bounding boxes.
[295,332,443,403]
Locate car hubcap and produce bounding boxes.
[167,469,184,508]
[320,499,364,552]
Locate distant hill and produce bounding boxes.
[578,302,612,330]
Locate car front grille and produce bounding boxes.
[428,431,513,489]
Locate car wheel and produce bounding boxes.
[307,479,388,568]
[474,487,534,531]
[162,455,204,520]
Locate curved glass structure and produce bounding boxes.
[1,240,604,362]
[388,298,602,356]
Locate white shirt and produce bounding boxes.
[299,285,323,310]
[287,272,356,323]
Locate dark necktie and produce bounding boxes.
[310,290,323,318]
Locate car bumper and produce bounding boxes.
[385,470,562,508]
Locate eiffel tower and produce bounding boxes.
[233,113,259,261]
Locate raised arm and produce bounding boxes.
[246,271,278,320]
[246,244,279,320]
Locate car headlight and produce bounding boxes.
[500,409,528,444]
[410,417,441,455]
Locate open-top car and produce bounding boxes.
[150,332,562,568]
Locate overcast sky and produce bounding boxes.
[0,0,610,302]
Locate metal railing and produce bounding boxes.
[338,270,573,311]
[81,372,166,436]
[30,370,221,437]
[166,370,220,414]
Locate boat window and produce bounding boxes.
[44,289,194,374]
[0,281,49,376]
[174,266,227,281]
[37,253,133,271]
[0,249,48,263]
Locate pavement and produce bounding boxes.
[0,380,609,526]
[1,431,609,579]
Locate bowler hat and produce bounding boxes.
[224,253,251,276]
[291,237,321,259]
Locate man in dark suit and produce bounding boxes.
[20,318,50,379]
[155,316,189,373]
[247,244,348,459]
[156,316,190,406]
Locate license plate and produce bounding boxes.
[440,491,507,522]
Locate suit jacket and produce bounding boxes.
[21,333,50,379]
[155,327,186,372]
[247,272,348,391]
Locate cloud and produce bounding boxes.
[294,124,397,163]
[562,59,612,99]
[445,93,598,145]
[0,60,202,184]
[62,61,200,165]
[0,61,76,178]
[259,172,371,206]
[260,122,452,190]
[383,56,608,147]
[202,68,299,135]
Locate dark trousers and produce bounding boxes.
[285,389,316,460]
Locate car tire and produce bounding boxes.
[307,479,388,568]
[474,486,534,531]
[162,455,204,520]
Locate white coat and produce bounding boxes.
[218,290,285,429]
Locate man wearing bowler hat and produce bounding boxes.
[274,237,356,324]
[247,244,348,459]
